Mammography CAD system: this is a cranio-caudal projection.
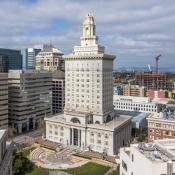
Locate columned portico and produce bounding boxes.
[70,128,82,147]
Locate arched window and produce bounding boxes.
[95,121,100,124]
[71,118,81,124]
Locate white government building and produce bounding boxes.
[120,139,175,175]
[113,95,172,113]
[45,14,131,156]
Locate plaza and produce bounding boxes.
[29,147,89,169]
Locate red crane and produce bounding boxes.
[155,54,161,73]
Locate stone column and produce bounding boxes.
[77,129,79,147]
[72,128,74,145]
[79,130,81,147]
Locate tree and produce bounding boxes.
[13,152,34,175]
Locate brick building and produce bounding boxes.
[147,112,175,142]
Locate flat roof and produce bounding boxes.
[45,114,131,132]
[125,139,175,163]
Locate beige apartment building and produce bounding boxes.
[0,73,8,129]
[35,44,64,71]
[8,70,52,134]
[123,84,145,97]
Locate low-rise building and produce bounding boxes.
[123,84,145,97]
[45,114,132,155]
[147,112,175,142]
[113,95,173,113]
[120,139,175,175]
[8,70,52,134]
[116,110,149,131]
[147,89,168,98]
[0,73,8,129]
[0,130,13,175]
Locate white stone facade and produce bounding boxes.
[45,14,132,156]
[120,139,175,175]
[113,95,170,113]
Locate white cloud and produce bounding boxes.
[0,0,175,67]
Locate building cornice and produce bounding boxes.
[63,53,116,61]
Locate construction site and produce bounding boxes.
[134,54,172,90]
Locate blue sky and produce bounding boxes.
[0,0,175,69]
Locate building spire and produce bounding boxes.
[73,14,105,55]
[80,14,98,46]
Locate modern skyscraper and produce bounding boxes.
[45,14,131,156]
[0,55,8,73]
[26,48,41,69]
[0,73,8,130]
[8,70,52,134]
[52,70,65,114]
[35,44,64,71]
[0,48,22,70]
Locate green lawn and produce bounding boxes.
[65,162,110,175]
[25,166,47,175]
[14,148,110,175]
[111,170,119,175]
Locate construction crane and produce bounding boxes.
[155,54,161,73]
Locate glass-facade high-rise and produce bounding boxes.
[0,48,22,70]
[26,48,41,69]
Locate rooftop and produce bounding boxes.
[45,114,131,132]
[124,139,175,163]
[147,111,175,122]
[114,95,173,105]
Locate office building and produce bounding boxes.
[26,48,41,69]
[35,44,64,71]
[0,55,8,72]
[113,84,123,95]
[134,71,172,90]
[0,48,22,70]
[0,73,8,129]
[8,70,52,134]
[113,95,173,113]
[52,70,65,114]
[120,139,175,175]
[45,14,132,156]
[147,112,175,142]
[123,84,145,97]
[0,130,13,175]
